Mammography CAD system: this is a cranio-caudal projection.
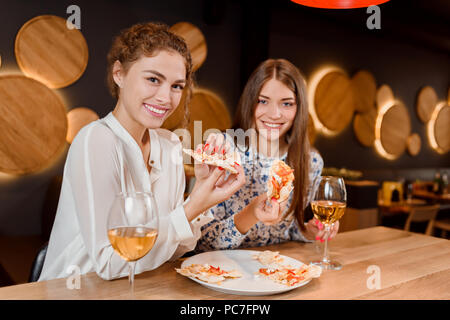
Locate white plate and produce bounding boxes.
[180,249,315,296]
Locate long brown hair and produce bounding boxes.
[233,59,310,231]
[106,22,193,127]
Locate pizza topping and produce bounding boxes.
[267,160,294,203]
[255,265,319,287]
[183,148,241,174]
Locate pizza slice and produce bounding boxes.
[183,147,241,174]
[175,263,242,285]
[255,264,322,287]
[267,159,294,203]
[252,250,285,267]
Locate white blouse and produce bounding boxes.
[39,112,212,281]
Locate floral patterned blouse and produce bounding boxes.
[195,146,324,252]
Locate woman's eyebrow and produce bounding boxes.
[143,70,185,83]
[281,97,295,101]
[143,70,166,79]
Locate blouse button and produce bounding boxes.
[150,160,154,165]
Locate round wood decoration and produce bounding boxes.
[187,89,231,147]
[353,106,377,147]
[351,70,377,113]
[376,84,394,110]
[379,102,411,158]
[448,87,450,104]
[307,114,316,145]
[416,86,438,123]
[434,103,450,153]
[15,15,88,89]
[66,107,99,144]
[407,133,421,156]
[314,71,355,133]
[0,74,67,174]
[170,22,207,72]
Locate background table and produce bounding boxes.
[0,227,448,300]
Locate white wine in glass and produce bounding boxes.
[107,192,159,295]
[310,176,346,270]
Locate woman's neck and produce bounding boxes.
[112,102,148,149]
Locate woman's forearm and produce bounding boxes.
[233,205,258,234]
[183,195,204,222]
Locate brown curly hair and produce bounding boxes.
[106,22,193,127]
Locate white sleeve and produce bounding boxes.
[168,145,213,260]
[67,125,131,280]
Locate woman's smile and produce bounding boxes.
[143,103,170,118]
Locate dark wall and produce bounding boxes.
[267,1,450,170]
[0,0,448,235]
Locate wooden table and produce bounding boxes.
[413,190,450,204]
[0,227,449,300]
[378,198,427,215]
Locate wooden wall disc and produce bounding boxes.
[434,104,450,153]
[448,88,450,104]
[351,70,377,113]
[407,133,421,156]
[353,107,377,147]
[66,107,99,144]
[307,114,316,145]
[15,15,88,89]
[314,71,354,133]
[379,102,411,158]
[170,22,207,72]
[187,89,231,147]
[376,84,394,109]
[416,86,438,123]
[0,74,67,174]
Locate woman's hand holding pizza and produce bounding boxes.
[252,195,288,226]
[184,134,245,221]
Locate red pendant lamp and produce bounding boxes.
[291,0,390,9]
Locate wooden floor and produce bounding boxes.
[0,236,46,286]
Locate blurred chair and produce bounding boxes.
[433,218,450,238]
[28,242,48,282]
[404,204,440,235]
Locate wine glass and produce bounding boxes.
[107,192,159,295]
[310,176,346,270]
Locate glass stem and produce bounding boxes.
[129,261,136,297]
[322,225,331,264]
